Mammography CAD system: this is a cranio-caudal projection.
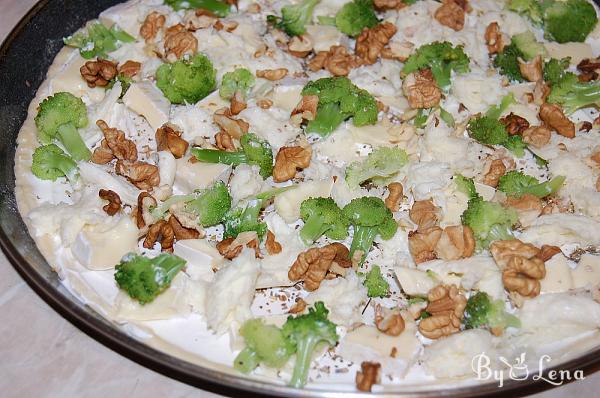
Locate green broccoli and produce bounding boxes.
[467,115,508,145]
[163,0,231,17]
[301,77,378,136]
[234,318,295,373]
[299,197,349,245]
[454,174,478,200]
[222,198,268,239]
[503,135,528,158]
[268,0,320,36]
[363,265,389,298]
[543,57,572,86]
[507,0,543,24]
[461,197,518,249]
[343,197,398,265]
[219,68,255,100]
[107,73,133,97]
[485,93,516,120]
[282,302,339,388]
[414,108,431,129]
[185,181,232,226]
[156,54,217,104]
[335,0,379,37]
[34,92,91,161]
[464,291,521,331]
[114,253,186,304]
[402,41,470,89]
[493,43,525,82]
[192,133,273,178]
[497,170,566,198]
[547,73,600,114]
[543,0,597,43]
[64,22,134,59]
[345,147,409,188]
[511,31,547,61]
[31,144,78,181]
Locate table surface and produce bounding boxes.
[1,0,599,397]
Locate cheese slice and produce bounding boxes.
[572,254,600,289]
[123,81,170,131]
[174,156,232,194]
[541,255,574,294]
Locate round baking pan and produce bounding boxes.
[1,1,599,396]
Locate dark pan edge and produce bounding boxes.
[0,1,599,397]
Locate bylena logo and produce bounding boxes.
[471,352,585,387]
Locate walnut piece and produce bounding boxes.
[539,103,575,138]
[434,0,465,31]
[288,243,351,291]
[482,158,506,188]
[355,22,397,65]
[308,45,360,76]
[288,35,313,58]
[115,160,160,190]
[381,40,414,62]
[134,192,157,230]
[490,239,541,269]
[183,9,217,31]
[257,99,273,109]
[409,199,440,230]
[265,230,282,255]
[168,215,200,240]
[505,193,543,227]
[273,146,312,182]
[99,189,122,216]
[435,225,475,261]
[373,0,407,10]
[256,68,288,81]
[500,113,530,136]
[213,20,239,32]
[288,298,307,314]
[291,95,318,125]
[213,111,249,139]
[140,12,165,42]
[374,305,405,336]
[80,59,117,88]
[402,69,442,109]
[536,245,562,262]
[503,256,546,297]
[408,226,442,264]
[518,55,543,82]
[156,124,189,158]
[356,362,381,392]
[230,90,247,115]
[384,182,404,212]
[92,120,138,164]
[164,28,198,62]
[522,125,551,148]
[216,231,261,259]
[118,60,142,78]
[418,284,467,339]
[214,131,236,151]
[144,220,174,252]
[485,22,504,54]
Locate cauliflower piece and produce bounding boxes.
[304,270,368,327]
[330,176,385,208]
[451,69,507,114]
[238,105,302,151]
[314,126,361,165]
[519,214,600,247]
[158,150,176,187]
[229,164,266,205]
[170,104,214,142]
[205,249,259,335]
[404,161,453,207]
[374,228,412,268]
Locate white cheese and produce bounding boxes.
[393,267,436,296]
[305,25,344,53]
[123,81,170,131]
[174,156,232,194]
[545,42,593,65]
[49,48,105,101]
[540,255,574,294]
[572,254,600,289]
[173,239,223,282]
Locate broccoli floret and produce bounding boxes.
[268,0,320,36]
[543,57,572,86]
[464,291,521,331]
[31,144,78,181]
[64,22,134,59]
[414,108,431,128]
[493,43,525,82]
[192,133,273,178]
[503,135,528,158]
[301,77,378,136]
[461,197,518,249]
[299,197,349,245]
[335,0,378,37]
[282,302,339,388]
[222,198,267,239]
[184,181,232,226]
[511,30,547,61]
[114,253,186,304]
[402,41,470,89]
[164,0,231,17]
[543,0,597,43]
[363,265,389,298]
[454,174,478,200]
[547,73,600,114]
[219,68,255,100]
[234,318,295,373]
[345,147,409,188]
[497,170,566,198]
[156,54,216,104]
[34,92,91,161]
[343,197,398,265]
[467,116,508,145]
[507,0,543,24]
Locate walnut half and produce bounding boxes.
[273,145,312,182]
[355,22,397,65]
[80,59,117,88]
[434,0,465,31]
[418,284,467,339]
[402,69,442,109]
[356,362,381,392]
[374,305,405,336]
[288,243,351,291]
[115,160,160,190]
[539,103,575,139]
[156,124,189,158]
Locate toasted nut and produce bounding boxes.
[133,192,157,230]
[257,99,273,109]
[356,362,381,392]
[539,103,575,138]
[418,284,467,339]
[482,159,506,188]
[308,45,360,76]
[265,230,282,255]
[216,231,261,260]
[536,245,562,262]
[502,256,545,297]
[247,2,261,13]
[213,112,249,139]
[408,226,442,264]
[518,55,543,82]
[374,0,407,10]
[91,139,115,164]
[490,239,540,269]
[213,20,239,32]
[409,199,440,230]
[532,79,551,104]
[156,124,189,158]
[384,182,404,212]
[505,193,543,227]
[144,220,175,252]
[80,59,117,88]
[291,95,319,125]
[577,58,600,77]
[434,0,465,31]
[115,160,160,190]
[230,90,247,115]
[435,225,475,261]
[355,22,397,65]
[402,69,442,109]
[93,120,138,163]
[381,41,414,62]
[288,243,351,291]
[214,131,236,151]
[99,189,122,216]
[164,28,198,61]
[288,35,313,58]
[273,146,312,182]
[288,298,307,314]
[522,125,551,148]
[375,305,405,336]
[183,9,217,31]
[485,22,504,54]
[500,113,530,136]
[118,60,141,78]
[256,68,288,81]
[168,215,200,240]
[140,12,166,42]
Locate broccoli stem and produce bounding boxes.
[56,123,91,161]
[487,224,515,244]
[349,225,378,265]
[233,347,260,373]
[192,148,248,165]
[306,102,345,136]
[289,334,320,388]
[524,175,566,197]
[300,214,330,245]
